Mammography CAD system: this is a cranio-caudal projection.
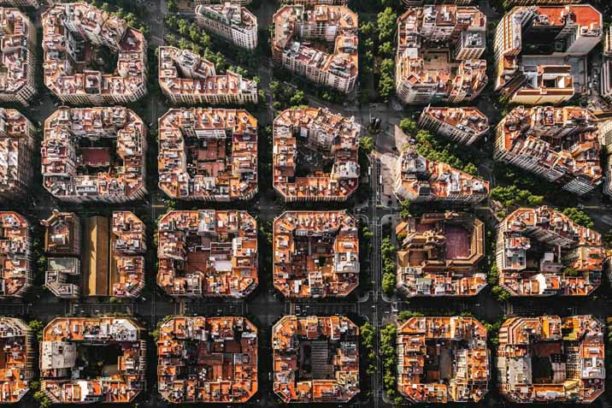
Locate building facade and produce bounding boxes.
[157,210,258,297]
[158,46,258,105]
[497,315,605,403]
[41,107,147,203]
[0,8,36,106]
[272,315,359,403]
[494,5,602,104]
[396,5,487,104]
[158,108,258,201]
[0,211,32,298]
[496,206,604,296]
[195,3,258,50]
[494,106,602,195]
[273,107,360,202]
[272,4,358,93]
[398,316,489,403]
[157,316,258,403]
[418,106,489,146]
[273,211,359,298]
[0,109,36,201]
[42,2,147,104]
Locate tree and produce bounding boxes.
[399,200,411,219]
[28,320,44,341]
[463,162,478,176]
[360,21,375,37]
[563,266,579,277]
[378,74,395,101]
[398,310,423,321]
[289,90,306,107]
[34,391,52,408]
[382,272,396,296]
[399,118,417,135]
[177,19,189,36]
[360,322,375,349]
[359,136,375,154]
[562,207,594,229]
[492,285,511,302]
[376,8,397,42]
[379,41,394,57]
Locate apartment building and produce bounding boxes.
[497,315,605,403]
[601,26,612,102]
[40,317,146,404]
[0,317,34,403]
[396,5,487,104]
[398,316,489,403]
[158,46,258,105]
[41,107,147,203]
[273,107,360,202]
[394,147,489,203]
[157,316,258,403]
[496,206,604,296]
[195,2,257,50]
[598,118,612,197]
[272,4,358,93]
[272,315,359,403]
[0,0,40,7]
[273,211,359,298]
[494,5,602,104]
[42,2,147,105]
[42,211,81,299]
[158,108,257,201]
[0,109,36,201]
[396,212,486,297]
[494,106,602,195]
[0,8,36,106]
[418,106,489,146]
[196,0,251,4]
[41,211,146,299]
[0,211,31,298]
[402,0,474,4]
[504,0,582,5]
[282,0,347,4]
[157,210,258,298]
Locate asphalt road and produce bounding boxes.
[1,1,611,408]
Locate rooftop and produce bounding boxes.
[195,2,256,29]
[158,108,257,200]
[0,211,31,297]
[0,8,34,97]
[494,5,602,101]
[0,108,34,196]
[40,317,146,404]
[157,316,258,403]
[273,211,359,298]
[272,315,359,403]
[498,315,605,403]
[396,212,486,297]
[420,106,489,139]
[158,46,257,101]
[394,146,489,202]
[498,206,604,296]
[41,107,147,202]
[496,105,602,188]
[0,317,33,403]
[396,5,487,102]
[272,4,358,88]
[398,316,489,403]
[41,2,147,102]
[157,210,258,297]
[273,107,360,201]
